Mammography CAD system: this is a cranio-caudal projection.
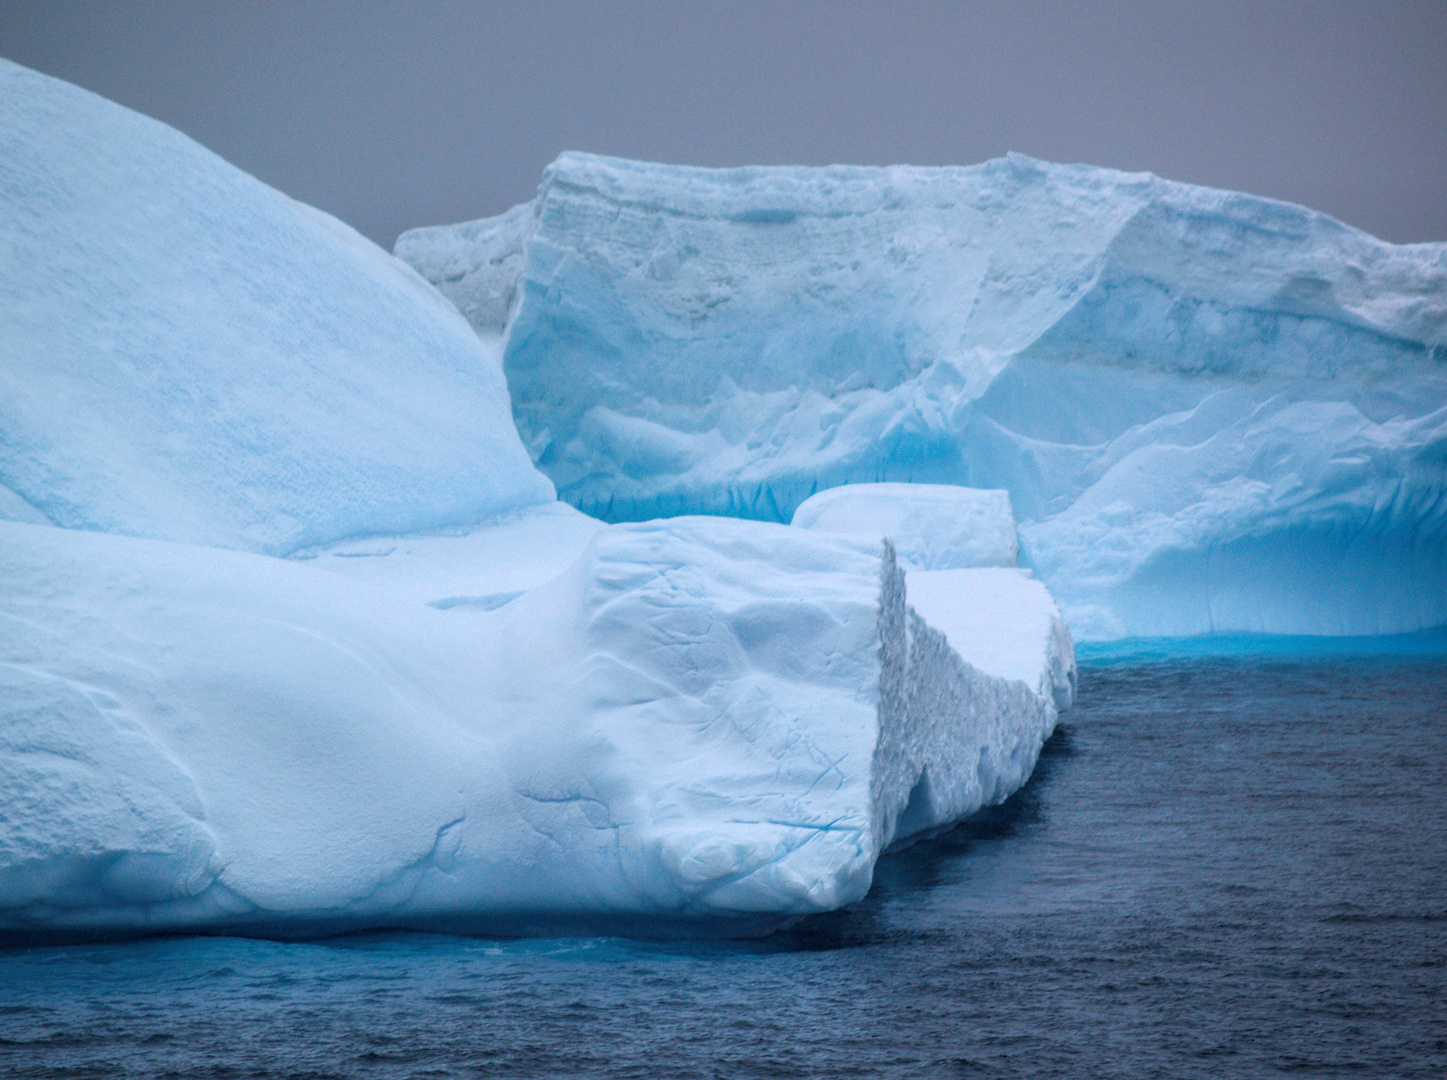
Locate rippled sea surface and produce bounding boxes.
[3,656,1444,1079]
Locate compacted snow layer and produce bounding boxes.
[791,483,1019,571]
[0,59,553,556]
[398,152,1447,638]
[0,516,1066,939]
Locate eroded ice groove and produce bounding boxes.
[1,515,1061,940]
[399,152,1447,639]
[0,59,553,556]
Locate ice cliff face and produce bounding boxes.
[399,152,1447,639]
[0,59,553,555]
[792,484,1076,712]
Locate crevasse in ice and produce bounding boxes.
[398,152,1447,639]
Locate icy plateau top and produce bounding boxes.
[400,152,1447,639]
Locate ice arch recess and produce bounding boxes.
[399,153,1447,639]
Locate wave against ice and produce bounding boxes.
[399,152,1447,639]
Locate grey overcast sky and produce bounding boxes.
[2,1,1444,248]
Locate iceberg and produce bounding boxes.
[0,63,1071,940]
[0,58,553,555]
[399,152,1447,639]
[0,514,1064,939]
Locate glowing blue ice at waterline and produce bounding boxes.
[399,152,1447,639]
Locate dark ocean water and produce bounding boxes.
[2,655,1444,1079]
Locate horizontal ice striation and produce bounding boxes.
[1,515,1063,940]
[399,152,1447,638]
[0,60,553,556]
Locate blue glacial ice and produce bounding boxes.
[398,152,1447,639]
[0,63,1071,939]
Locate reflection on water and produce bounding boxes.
[2,656,1444,1079]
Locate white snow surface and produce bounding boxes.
[292,501,607,611]
[791,483,1019,571]
[790,483,1074,709]
[0,59,553,555]
[906,570,1076,713]
[398,152,1447,639]
[1,514,1064,938]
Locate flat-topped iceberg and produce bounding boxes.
[399,152,1447,639]
[0,514,1066,939]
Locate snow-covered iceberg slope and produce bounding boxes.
[0,514,1061,940]
[399,152,1447,639]
[0,59,553,555]
[0,65,1077,941]
[0,63,1076,941]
